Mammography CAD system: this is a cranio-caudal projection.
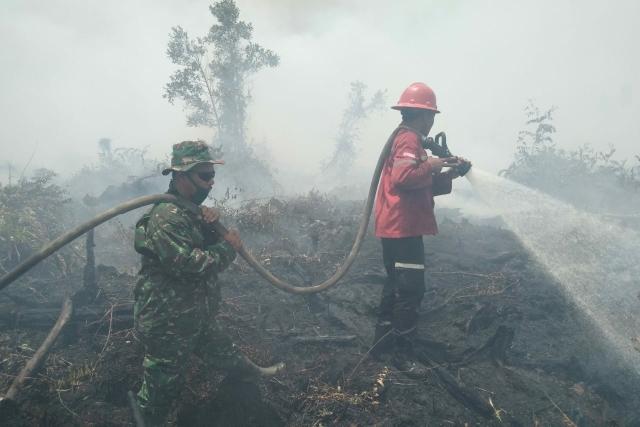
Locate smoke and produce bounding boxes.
[1,0,638,195]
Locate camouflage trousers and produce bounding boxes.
[134,279,242,426]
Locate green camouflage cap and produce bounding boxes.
[161,140,224,175]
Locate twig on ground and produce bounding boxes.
[3,298,73,401]
[422,287,468,316]
[26,286,48,303]
[57,388,78,418]
[346,329,393,382]
[430,271,503,278]
[88,303,129,329]
[224,294,249,302]
[93,303,115,370]
[455,283,515,300]
[545,392,577,427]
[289,335,356,344]
[488,397,506,422]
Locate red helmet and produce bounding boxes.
[391,82,439,113]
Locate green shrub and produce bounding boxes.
[501,101,640,214]
[0,169,80,281]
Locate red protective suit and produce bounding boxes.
[374,127,452,238]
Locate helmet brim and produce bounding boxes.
[391,104,440,113]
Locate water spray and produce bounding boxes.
[465,167,640,374]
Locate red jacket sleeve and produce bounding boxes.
[389,132,433,191]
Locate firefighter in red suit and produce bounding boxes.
[372,82,468,374]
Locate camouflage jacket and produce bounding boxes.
[133,191,236,303]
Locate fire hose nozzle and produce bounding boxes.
[455,160,472,177]
[422,132,452,158]
[421,131,471,176]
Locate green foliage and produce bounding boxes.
[0,169,78,276]
[502,101,640,213]
[164,0,279,149]
[324,81,386,175]
[501,101,558,187]
[164,0,280,197]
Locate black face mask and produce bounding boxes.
[187,174,211,205]
[191,186,211,205]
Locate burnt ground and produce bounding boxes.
[1,195,640,426]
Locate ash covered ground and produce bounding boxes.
[1,193,639,426]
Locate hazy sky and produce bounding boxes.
[1,0,638,185]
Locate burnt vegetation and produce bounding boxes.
[2,2,640,426]
[2,141,640,425]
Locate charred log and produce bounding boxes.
[0,303,133,330]
[462,325,515,367]
[415,351,495,419]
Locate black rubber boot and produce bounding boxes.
[392,317,429,379]
[371,321,394,359]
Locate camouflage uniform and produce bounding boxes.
[133,141,238,426]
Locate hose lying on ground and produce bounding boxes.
[0,128,402,295]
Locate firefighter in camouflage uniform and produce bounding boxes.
[133,140,283,426]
